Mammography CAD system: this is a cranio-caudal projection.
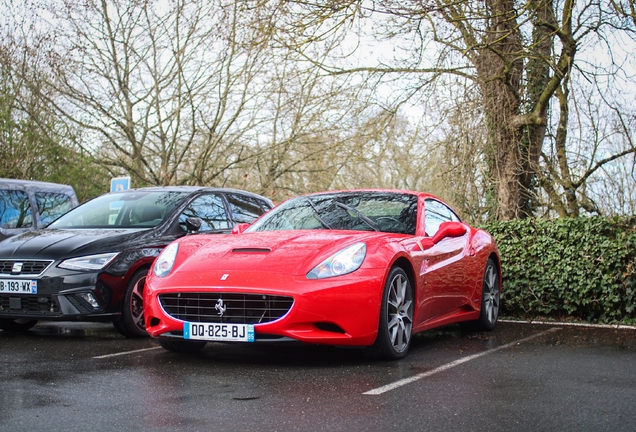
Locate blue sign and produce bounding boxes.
[110,177,131,192]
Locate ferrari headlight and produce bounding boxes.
[307,242,366,279]
[58,252,119,271]
[153,243,179,277]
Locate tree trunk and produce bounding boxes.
[475,0,525,220]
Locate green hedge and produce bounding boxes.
[482,217,636,324]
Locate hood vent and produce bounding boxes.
[231,248,271,253]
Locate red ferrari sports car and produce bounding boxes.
[144,190,501,359]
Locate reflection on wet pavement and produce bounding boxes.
[28,322,125,339]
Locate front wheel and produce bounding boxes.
[370,267,414,360]
[158,339,207,352]
[0,318,38,332]
[114,269,149,338]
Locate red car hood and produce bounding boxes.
[173,230,401,276]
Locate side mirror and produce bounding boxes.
[431,221,466,244]
[185,217,203,234]
[417,221,467,250]
[232,223,250,234]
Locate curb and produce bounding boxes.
[499,319,636,330]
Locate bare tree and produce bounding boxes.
[0,1,107,200]
[539,71,636,217]
[224,28,381,201]
[33,0,275,187]
[6,0,380,201]
[272,0,636,219]
[6,0,635,215]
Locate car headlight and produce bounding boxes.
[306,242,366,279]
[153,243,179,277]
[58,252,120,271]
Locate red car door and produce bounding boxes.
[413,199,472,326]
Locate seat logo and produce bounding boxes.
[215,298,226,316]
[12,262,23,273]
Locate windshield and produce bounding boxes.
[247,192,418,235]
[49,191,190,229]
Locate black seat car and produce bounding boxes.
[0,186,273,336]
[0,178,79,241]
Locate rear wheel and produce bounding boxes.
[114,269,149,338]
[476,258,500,330]
[158,339,207,352]
[370,267,414,360]
[0,318,38,332]
[462,258,500,331]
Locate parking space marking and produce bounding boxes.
[93,346,162,359]
[500,319,636,330]
[364,327,562,395]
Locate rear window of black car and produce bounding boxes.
[0,190,33,229]
[35,192,75,225]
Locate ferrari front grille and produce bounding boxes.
[0,260,53,276]
[158,292,293,324]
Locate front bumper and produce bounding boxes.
[144,268,387,347]
[0,264,128,322]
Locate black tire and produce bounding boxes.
[115,269,149,338]
[369,267,414,360]
[463,258,500,331]
[158,338,207,352]
[0,318,38,332]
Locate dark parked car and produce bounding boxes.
[0,186,273,336]
[0,178,79,241]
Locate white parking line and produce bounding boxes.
[93,346,162,359]
[363,327,562,395]
[500,319,636,330]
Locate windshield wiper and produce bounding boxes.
[335,202,379,231]
[306,198,333,229]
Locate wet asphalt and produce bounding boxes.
[1,320,635,432]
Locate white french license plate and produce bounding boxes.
[184,322,255,342]
[0,279,37,294]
